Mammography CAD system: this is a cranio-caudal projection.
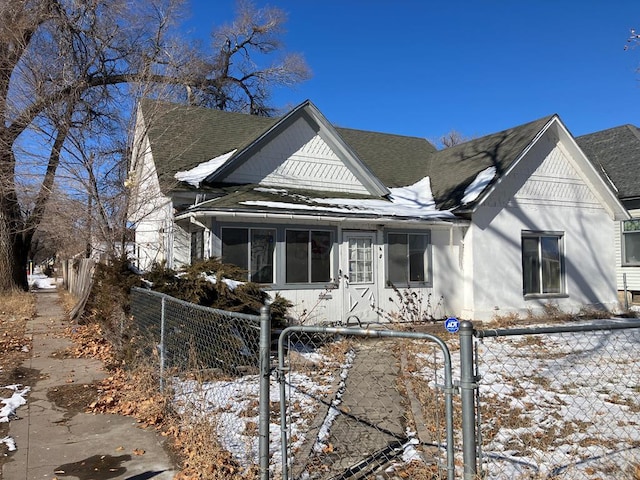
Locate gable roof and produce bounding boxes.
[428,115,556,211]
[139,98,435,195]
[576,125,640,203]
[139,99,279,192]
[138,99,625,218]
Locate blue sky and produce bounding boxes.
[185,1,640,143]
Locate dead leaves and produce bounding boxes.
[64,324,114,363]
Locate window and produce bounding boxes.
[522,232,564,296]
[347,235,374,283]
[622,219,640,266]
[387,232,430,285]
[190,230,204,263]
[221,228,275,283]
[286,230,332,283]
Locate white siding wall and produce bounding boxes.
[206,217,465,325]
[129,132,173,271]
[463,135,619,320]
[226,117,370,194]
[617,208,640,292]
[173,221,191,269]
[268,225,464,325]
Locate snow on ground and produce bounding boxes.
[1,384,30,452]
[172,347,340,477]
[27,270,56,290]
[416,321,640,479]
[170,321,640,479]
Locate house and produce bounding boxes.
[577,126,640,306]
[127,99,628,323]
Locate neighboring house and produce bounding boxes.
[128,99,628,323]
[577,126,640,305]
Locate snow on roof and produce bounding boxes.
[175,149,237,187]
[243,176,455,219]
[461,166,496,205]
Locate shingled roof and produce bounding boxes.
[428,115,555,211]
[139,99,562,212]
[139,99,279,192]
[140,99,436,193]
[576,125,640,203]
[336,127,436,188]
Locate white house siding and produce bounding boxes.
[462,136,619,321]
[429,227,465,319]
[205,217,464,325]
[225,117,370,194]
[172,221,191,269]
[129,130,174,271]
[617,207,640,296]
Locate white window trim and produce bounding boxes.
[621,219,640,267]
[521,230,567,299]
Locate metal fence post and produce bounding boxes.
[459,320,477,479]
[259,304,272,480]
[159,296,166,393]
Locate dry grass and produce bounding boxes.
[1,290,37,319]
[0,291,36,383]
[487,302,617,329]
[0,290,36,475]
[74,328,261,479]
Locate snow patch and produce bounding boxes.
[1,436,16,452]
[175,149,237,187]
[1,385,30,422]
[462,166,496,205]
[242,176,454,219]
[27,272,56,290]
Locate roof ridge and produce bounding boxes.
[440,114,556,151]
[336,125,428,141]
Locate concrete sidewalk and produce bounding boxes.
[3,289,176,480]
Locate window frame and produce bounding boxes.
[521,230,566,298]
[384,230,432,288]
[622,219,640,267]
[284,228,333,285]
[220,226,276,284]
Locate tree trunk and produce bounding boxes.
[0,142,29,292]
[0,206,29,292]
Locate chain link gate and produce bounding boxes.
[277,325,456,480]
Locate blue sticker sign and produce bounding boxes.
[444,317,460,333]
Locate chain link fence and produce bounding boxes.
[130,287,263,377]
[129,287,274,478]
[127,287,640,480]
[472,319,640,480]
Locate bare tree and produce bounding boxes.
[436,130,472,149]
[0,0,310,291]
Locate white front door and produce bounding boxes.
[341,231,379,326]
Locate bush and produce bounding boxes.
[80,257,292,365]
[142,259,291,328]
